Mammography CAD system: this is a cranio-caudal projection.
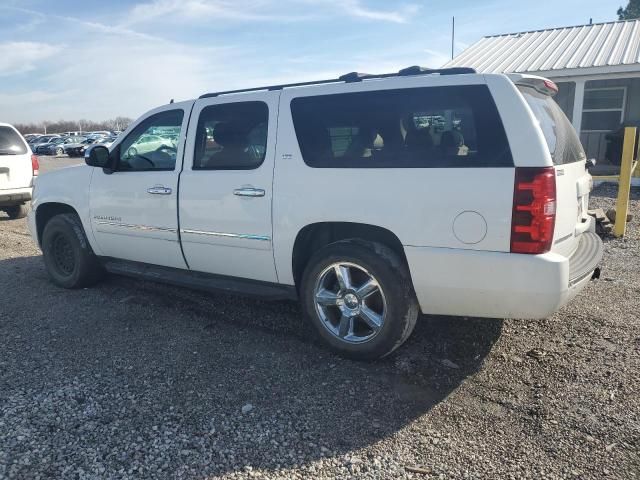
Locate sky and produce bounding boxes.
[0,0,622,124]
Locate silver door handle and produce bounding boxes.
[234,187,265,197]
[147,186,172,195]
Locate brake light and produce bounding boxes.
[543,79,558,93]
[510,167,556,254]
[31,154,39,176]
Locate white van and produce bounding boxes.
[28,67,603,359]
[1,123,38,219]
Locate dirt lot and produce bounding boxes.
[1,157,639,479]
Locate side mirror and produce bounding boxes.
[586,158,597,171]
[85,145,111,169]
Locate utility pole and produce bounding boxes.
[451,16,455,60]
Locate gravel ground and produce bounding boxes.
[0,158,638,479]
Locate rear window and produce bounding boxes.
[290,85,513,168]
[518,86,586,165]
[0,126,27,155]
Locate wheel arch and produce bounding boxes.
[35,202,80,247]
[291,222,408,290]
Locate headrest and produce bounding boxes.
[357,126,379,145]
[214,122,246,147]
[441,130,464,148]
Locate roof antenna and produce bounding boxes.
[170,98,174,104]
[589,18,593,25]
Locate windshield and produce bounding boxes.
[518,86,586,165]
[0,126,28,155]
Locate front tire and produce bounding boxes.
[5,204,28,219]
[55,147,64,156]
[42,213,104,288]
[301,240,419,360]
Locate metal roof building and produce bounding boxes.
[445,20,640,165]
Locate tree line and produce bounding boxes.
[13,117,133,135]
[618,0,640,19]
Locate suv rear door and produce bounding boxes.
[0,125,31,191]
[178,91,279,282]
[517,84,591,257]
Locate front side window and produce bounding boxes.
[290,85,512,168]
[117,109,184,171]
[582,88,625,132]
[193,101,268,170]
[0,126,27,155]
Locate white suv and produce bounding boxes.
[28,67,603,359]
[1,123,38,219]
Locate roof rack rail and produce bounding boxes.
[198,65,476,99]
[398,66,476,76]
[337,71,398,82]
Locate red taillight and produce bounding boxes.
[31,154,39,176]
[511,167,556,254]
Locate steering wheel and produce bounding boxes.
[136,156,156,167]
[126,146,156,167]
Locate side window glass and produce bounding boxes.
[118,110,184,171]
[194,101,268,170]
[290,85,512,168]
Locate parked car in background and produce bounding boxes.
[96,136,117,147]
[66,137,98,157]
[26,135,44,147]
[36,136,67,155]
[42,137,86,156]
[28,67,603,359]
[74,136,117,157]
[23,134,42,143]
[124,134,175,158]
[0,123,38,219]
[31,135,61,153]
[87,131,111,138]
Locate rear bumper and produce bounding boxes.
[406,232,603,319]
[0,187,32,206]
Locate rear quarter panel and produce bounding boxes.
[484,74,553,168]
[273,74,519,285]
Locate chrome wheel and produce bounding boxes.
[314,262,386,344]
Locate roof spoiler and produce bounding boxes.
[508,74,558,96]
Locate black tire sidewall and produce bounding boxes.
[301,241,418,360]
[42,215,101,288]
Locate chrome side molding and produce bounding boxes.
[180,229,270,241]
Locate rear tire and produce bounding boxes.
[42,213,104,288]
[300,240,419,360]
[5,204,29,219]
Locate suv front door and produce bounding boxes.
[89,102,193,268]
[179,92,279,282]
